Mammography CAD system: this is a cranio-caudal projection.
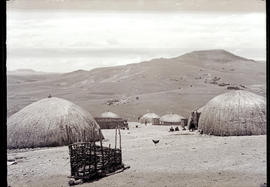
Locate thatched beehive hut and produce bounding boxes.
[139,113,160,125]
[160,113,186,126]
[7,97,103,149]
[95,111,128,129]
[101,111,119,118]
[198,90,266,136]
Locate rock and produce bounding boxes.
[227,86,242,90]
[218,83,230,86]
[240,84,246,88]
[15,156,26,160]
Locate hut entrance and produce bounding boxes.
[68,126,128,181]
[188,111,201,131]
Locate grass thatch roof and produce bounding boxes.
[198,90,266,136]
[101,111,119,118]
[7,97,104,149]
[139,113,160,123]
[160,113,185,123]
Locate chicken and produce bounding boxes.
[152,139,160,145]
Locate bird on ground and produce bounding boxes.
[152,139,160,145]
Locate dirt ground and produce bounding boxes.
[7,122,266,187]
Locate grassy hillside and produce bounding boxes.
[7,49,266,120]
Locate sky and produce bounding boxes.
[7,0,266,73]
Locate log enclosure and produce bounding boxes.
[68,128,124,180]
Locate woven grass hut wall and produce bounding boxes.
[198,90,266,136]
[160,113,186,126]
[139,113,160,125]
[7,97,103,149]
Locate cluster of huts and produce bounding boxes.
[138,90,266,136]
[139,113,188,126]
[6,90,266,180]
[7,90,266,149]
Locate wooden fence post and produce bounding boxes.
[118,128,121,150]
[65,125,70,144]
[118,128,122,164]
[115,125,117,149]
[99,129,105,170]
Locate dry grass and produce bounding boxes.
[198,90,266,136]
[7,97,103,149]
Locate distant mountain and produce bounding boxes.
[7,69,52,76]
[7,49,266,120]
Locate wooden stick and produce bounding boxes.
[118,128,121,150]
[118,128,122,164]
[69,145,75,176]
[65,125,69,144]
[94,143,97,172]
[99,129,105,169]
[115,125,117,149]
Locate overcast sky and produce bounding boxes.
[7,0,266,72]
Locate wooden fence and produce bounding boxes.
[69,143,123,179]
[68,128,124,180]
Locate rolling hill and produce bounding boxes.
[7,49,266,121]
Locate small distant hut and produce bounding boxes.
[94,111,128,129]
[198,90,266,136]
[101,111,120,118]
[139,113,160,125]
[159,113,187,126]
[7,97,103,149]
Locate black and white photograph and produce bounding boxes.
[6,0,266,186]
